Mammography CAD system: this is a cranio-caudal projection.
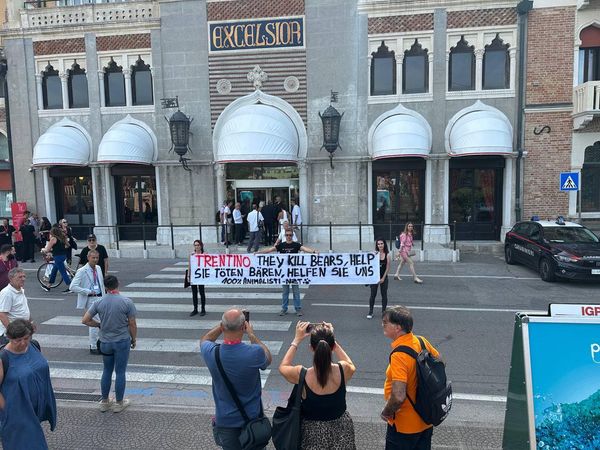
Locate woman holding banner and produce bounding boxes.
[367,239,390,319]
[187,240,206,316]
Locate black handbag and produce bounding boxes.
[215,345,272,450]
[184,269,190,289]
[272,367,307,450]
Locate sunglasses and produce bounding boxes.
[285,234,293,237]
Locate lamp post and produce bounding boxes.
[319,90,343,169]
[163,97,193,171]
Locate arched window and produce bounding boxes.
[483,34,509,90]
[579,26,600,83]
[131,56,153,106]
[67,61,89,108]
[42,63,62,109]
[582,141,600,211]
[371,41,396,96]
[104,57,126,107]
[403,39,428,94]
[449,36,475,91]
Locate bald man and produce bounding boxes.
[201,308,272,449]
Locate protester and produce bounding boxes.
[246,203,264,253]
[78,234,109,276]
[0,319,57,449]
[0,268,30,346]
[257,231,317,316]
[188,240,206,316]
[19,215,36,263]
[0,244,18,291]
[367,239,391,320]
[40,226,72,292]
[70,249,106,354]
[394,223,423,284]
[82,275,137,413]
[200,308,272,449]
[0,218,15,248]
[279,321,356,449]
[231,202,243,245]
[381,306,440,450]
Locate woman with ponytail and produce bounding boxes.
[279,321,356,449]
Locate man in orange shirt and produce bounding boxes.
[381,305,440,450]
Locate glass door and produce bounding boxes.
[449,167,502,240]
[54,174,94,239]
[116,175,157,240]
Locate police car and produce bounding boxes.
[504,217,600,282]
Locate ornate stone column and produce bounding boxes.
[475,49,484,91]
[298,160,309,226]
[60,73,69,109]
[124,69,132,107]
[509,48,517,91]
[215,163,226,209]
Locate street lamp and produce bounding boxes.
[163,96,193,171]
[319,90,343,169]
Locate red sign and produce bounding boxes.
[10,202,27,243]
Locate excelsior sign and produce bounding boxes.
[209,17,304,52]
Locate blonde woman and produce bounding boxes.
[394,223,423,284]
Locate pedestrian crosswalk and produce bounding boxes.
[39,260,294,392]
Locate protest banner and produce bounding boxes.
[189,252,379,285]
[10,202,27,242]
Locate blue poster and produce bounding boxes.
[528,321,600,449]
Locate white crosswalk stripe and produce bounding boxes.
[118,290,301,300]
[134,303,282,313]
[49,361,271,387]
[43,316,292,331]
[35,334,283,355]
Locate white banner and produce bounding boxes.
[190,253,379,285]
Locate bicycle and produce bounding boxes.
[37,252,81,289]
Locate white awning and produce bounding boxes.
[98,116,156,164]
[369,104,432,159]
[445,101,513,156]
[216,104,299,162]
[32,119,91,167]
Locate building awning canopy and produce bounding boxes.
[98,117,156,164]
[32,119,91,167]
[216,104,299,163]
[445,101,513,156]
[369,104,432,159]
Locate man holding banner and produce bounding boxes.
[257,231,317,316]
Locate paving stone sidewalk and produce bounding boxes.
[40,402,502,450]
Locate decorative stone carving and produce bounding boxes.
[283,76,300,93]
[216,79,232,95]
[247,65,268,90]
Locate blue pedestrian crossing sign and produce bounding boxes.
[560,172,579,191]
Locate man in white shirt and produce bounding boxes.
[232,202,245,245]
[69,249,106,354]
[246,203,264,252]
[0,268,30,344]
[291,199,302,227]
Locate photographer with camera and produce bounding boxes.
[279,321,357,449]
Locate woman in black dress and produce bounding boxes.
[367,238,391,319]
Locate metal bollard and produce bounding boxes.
[170,223,175,250]
[199,222,203,242]
[359,221,362,251]
[329,222,332,252]
[142,223,147,250]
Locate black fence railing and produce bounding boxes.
[67,222,459,254]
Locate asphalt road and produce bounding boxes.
[20,252,600,448]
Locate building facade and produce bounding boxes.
[0,0,594,246]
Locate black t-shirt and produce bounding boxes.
[79,244,109,275]
[275,241,302,254]
[0,225,15,246]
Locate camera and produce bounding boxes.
[243,310,250,322]
[306,323,319,333]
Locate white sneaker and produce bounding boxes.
[367,314,373,319]
[112,399,130,413]
[99,399,112,412]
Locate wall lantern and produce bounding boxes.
[319,90,343,169]
[163,96,193,171]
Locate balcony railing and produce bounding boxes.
[573,81,600,129]
[19,0,156,29]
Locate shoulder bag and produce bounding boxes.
[183,269,190,289]
[272,367,307,450]
[215,345,272,450]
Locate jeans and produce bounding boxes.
[368,277,389,315]
[282,284,301,311]
[100,338,131,401]
[49,254,72,285]
[385,424,433,450]
[247,231,261,252]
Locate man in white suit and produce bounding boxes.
[70,249,105,354]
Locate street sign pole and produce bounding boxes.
[578,171,582,224]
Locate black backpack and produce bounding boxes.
[0,339,41,380]
[390,336,452,426]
